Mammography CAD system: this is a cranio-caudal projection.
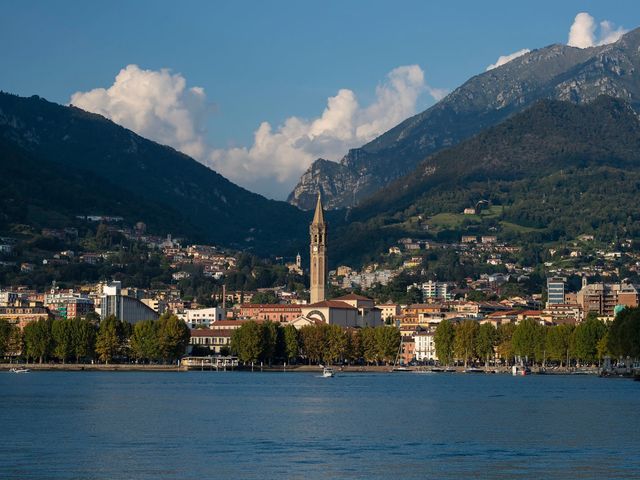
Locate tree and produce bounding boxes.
[476,323,496,367]
[0,319,12,357]
[52,319,74,363]
[455,320,479,367]
[231,321,263,364]
[571,316,607,364]
[496,323,516,364]
[360,327,378,364]
[283,324,299,363]
[546,324,574,367]
[95,315,125,363]
[156,313,190,362]
[607,307,640,359]
[434,319,455,366]
[6,326,23,361]
[130,320,159,362]
[71,317,96,362]
[260,321,279,365]
[512,319,544,364]
[375,326,401,364]
[299,324,328,364]
[23,319,53,363]
[325,324,348,364]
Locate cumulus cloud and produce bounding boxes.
[568,12,627,48]
[71,63,445,199]
[486,49,531,71]
[208,65,444,197]
[70,65,210,159]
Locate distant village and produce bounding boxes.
[2,203,640,366]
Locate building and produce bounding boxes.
[188,329,233,354]
[577,281,640,318]
[414,328,438,362]
[182,307,227,329]
[420,281,454,301]
[299,294,382,328]
[546,277,566,306]
[379,303,401,322]
[99,281,159,324]
[309,194,327,304]
[45,292,94,319]
[239,304,302,323]
[0,302,52,329]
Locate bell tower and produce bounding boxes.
[310,194,327,304]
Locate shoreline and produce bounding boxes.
[0,363,603,375]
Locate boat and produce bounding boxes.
[430,367,445,372]
[322,366,334,378]
[512,365,531,376]
[9,367,30,374]
[464,367,485,374]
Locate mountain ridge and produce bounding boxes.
[288,27,640,210]
[0,92,309,255]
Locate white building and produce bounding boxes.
[99,281,159,324]
[181,307,227,329]
[414,329,437,362]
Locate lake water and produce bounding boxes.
[1,371,639,479]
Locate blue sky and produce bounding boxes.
[2,1,639,198]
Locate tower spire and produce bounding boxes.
[312,193,325,225]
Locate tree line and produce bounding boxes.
[0,313,190,364]
[433,313,623,367]
[231,321,401,366]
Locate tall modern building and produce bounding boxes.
[309,194,327,304]
[546,277,566,306]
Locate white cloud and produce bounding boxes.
[70,65,210,159]
[71,63,445,199]
[486,49,531,71]
[568,12,627,48]
[209,65,444,198]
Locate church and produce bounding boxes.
[290,195,382,329]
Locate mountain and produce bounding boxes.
[288,27,640,211]
[330,96,640,265]
[0,92,308,254]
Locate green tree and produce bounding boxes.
[231,320,263,364]
[0,319,12,357]
[260,321,279,365]
[375,326,401,365]
[130,320,159,362]
[156,313,190,362]
[52,318,74,363]
[71,317,96,362]
[6,327,23,361]
[434,319,455,366]
[476,323,496,367]
[325,324,348,364]
[360,327,378,364]
[571,316,607,364]
[496,323,516,364]
[512,319,544,364]
[348,328,364,363]
[299,324,328,364]
[455,320,479,367]
[608,307,640,358]
[546,324,574,367]
[23,319,53,363]
[95,315,125,363]
[283,324,299,363]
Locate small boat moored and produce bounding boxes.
[9,367,30,374]
[512,365,531,376]
[322,366,335,378]
[464,367,485,374]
